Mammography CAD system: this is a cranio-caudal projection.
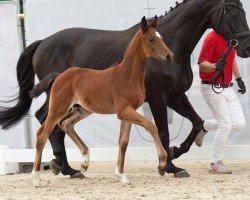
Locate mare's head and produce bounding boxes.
[210,0,250,58]
[140,16,174,63]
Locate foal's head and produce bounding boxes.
[140,16,174,64]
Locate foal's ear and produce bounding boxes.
[151,15,158,28]
[141,16,149,33]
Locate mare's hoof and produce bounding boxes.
[70,171,85,179]
[174,169,190,178]
[158,166,166,177]
[49,159,61,175]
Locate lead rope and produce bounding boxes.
[211,39,238,94]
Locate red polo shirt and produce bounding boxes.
[198,31,236,84]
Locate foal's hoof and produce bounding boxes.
[158,166,166,177]
[174,169,190,178]
[49,159,61,175]
[70,171,85,179]
[81,164,89,172]
[115,167,130,185]
[32,170,42,188]
[81,152,90,172]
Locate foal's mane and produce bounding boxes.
[123,31,143,60]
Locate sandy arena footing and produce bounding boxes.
[0,160,250,200]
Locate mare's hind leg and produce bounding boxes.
[117,106,167,177]
[115,120,132,184]
[59,106,92,172]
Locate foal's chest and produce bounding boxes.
[128,84,146,109]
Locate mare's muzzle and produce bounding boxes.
[166,54,174,64]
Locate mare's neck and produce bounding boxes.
[119,31,147,80]
[158,0,219,60]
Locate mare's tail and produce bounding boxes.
[0,40,42,130]
[29,73,59,99]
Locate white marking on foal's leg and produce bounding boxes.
[81,150,90,172]
[155,31,161,38]
[31,170,41,188]
[115,167,130,185]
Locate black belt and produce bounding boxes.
[201,80,233,88]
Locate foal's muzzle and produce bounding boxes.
[156,50,174,64]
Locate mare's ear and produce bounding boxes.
[151,15,158,28]
[141,16,148,33]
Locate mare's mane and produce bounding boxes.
[160,0,190,18]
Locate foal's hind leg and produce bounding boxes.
[117,106,167,176]
[32,118,58,187]
[59,106,92,172]
[35,98,82,178]
[115,120,132,184]
[32,93,74,187]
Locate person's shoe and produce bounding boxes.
[195,127,207,147]
[209,161,232,174]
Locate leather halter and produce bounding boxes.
[211,0,250,93]
[216,0,250,46]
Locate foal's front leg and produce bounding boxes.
[115,120,132,184]
[117,106,167,176]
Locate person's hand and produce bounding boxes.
[215,59,226,71]
[236,77,246,94]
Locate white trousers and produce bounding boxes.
[200,84,245,163]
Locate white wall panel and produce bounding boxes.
[0,1,23,148]
[0,0,250,149]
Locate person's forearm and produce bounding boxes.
[233,60,241,79]
[199,61,216,73]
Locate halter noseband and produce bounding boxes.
[216,0,250,46]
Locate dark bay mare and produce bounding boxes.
[1,0,250,178]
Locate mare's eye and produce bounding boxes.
[149,36,155,42]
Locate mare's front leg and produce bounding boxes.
[35,98,84,178]
[168,94,203,160]
[148,95,190,178]
[115,120,132,185]
[117,106,167,177]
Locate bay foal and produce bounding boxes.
[31,16,173,187]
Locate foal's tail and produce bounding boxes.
[29,73,59,99]
[0,40,42,130]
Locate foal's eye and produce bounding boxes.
[149,36,155,42]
